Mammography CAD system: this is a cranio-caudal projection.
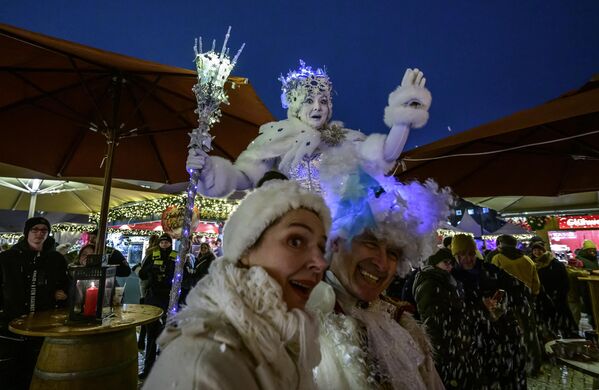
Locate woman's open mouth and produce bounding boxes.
[289,279,317,300]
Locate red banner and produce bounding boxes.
[558,215,599,230]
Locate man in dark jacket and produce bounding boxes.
[0,217,69,389]
[138,234,177,379]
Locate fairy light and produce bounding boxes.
[89,195,238,224]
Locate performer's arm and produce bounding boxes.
[382,68,432,162]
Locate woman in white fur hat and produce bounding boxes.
[142,179,331,390]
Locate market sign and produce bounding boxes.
[558,215,599,230]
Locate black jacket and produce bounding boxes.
[105,247,131,277]
[182,251,215,290]
[414,265,477,389]
[452,260,528,389]
[0,237,69,329]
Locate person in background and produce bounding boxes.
[132,234,160,351]
[414,249,478,389]
[181,242,215,304]
[74,244,95,266]
[87,228,131,277]
[529,242,578,339]
[452,234,528,389]
[0,217,69,389]
[490,234,542,377]
[576,239,598,271]
[575,239,597,328]
[138,234,177,379]
[212,238,223,258]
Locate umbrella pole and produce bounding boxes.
[96,76,122,256]
[96,128,117,256]
[28,192,37,218]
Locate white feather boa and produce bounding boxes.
[162,258,321,390]
[308,272,444,390]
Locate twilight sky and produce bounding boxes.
[3,0,598,150]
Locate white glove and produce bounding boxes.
[186,148,215,188]
[384,68,432,129]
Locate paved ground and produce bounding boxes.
[528,363,597,389]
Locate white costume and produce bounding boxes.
[192,62,432,198]
[308,271,444,390]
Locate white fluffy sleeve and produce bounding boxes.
[196,156,253,198]
[355,132,396,175]
[383,85,432,129]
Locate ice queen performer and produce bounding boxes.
[187,61,431,196]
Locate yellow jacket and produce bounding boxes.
[491,252,540,295]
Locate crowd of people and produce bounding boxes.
[1,59,598,390]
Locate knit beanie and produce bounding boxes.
[427,249,454,266]
[451,234,477,256]
[583,239,597,250]
[159,234,173,244]
[24,217,51,236]
[223,180,331,262]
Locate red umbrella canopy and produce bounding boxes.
[396,76,599,198]
[0,23,274,184]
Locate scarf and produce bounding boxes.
[169,258,320,390]
[324,271,428,390]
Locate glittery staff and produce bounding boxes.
[167,27,244,319]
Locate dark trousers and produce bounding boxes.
[142,294,168,374]
[0,334,43,390]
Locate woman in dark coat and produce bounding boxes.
[180,242,216,304]
[414,249,478,389]
[530,242,578,338]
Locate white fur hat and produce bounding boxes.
[223,180,331,262]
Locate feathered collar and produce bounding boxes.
[309,271,428,390]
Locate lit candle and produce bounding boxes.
[83,282,98,316]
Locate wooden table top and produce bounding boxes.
[545,339,599,378]
[579,275,599,281]
[9,304,163,337]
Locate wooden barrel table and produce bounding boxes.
[9,304,162,390]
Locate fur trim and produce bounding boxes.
[384,85,432,129]
[197,156,246,198]
[223,180,331,262]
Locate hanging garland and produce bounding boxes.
[526,216,549,231]
[89,195,238,224]
[505,217,531,231]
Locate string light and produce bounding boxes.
[89,195,238,224]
